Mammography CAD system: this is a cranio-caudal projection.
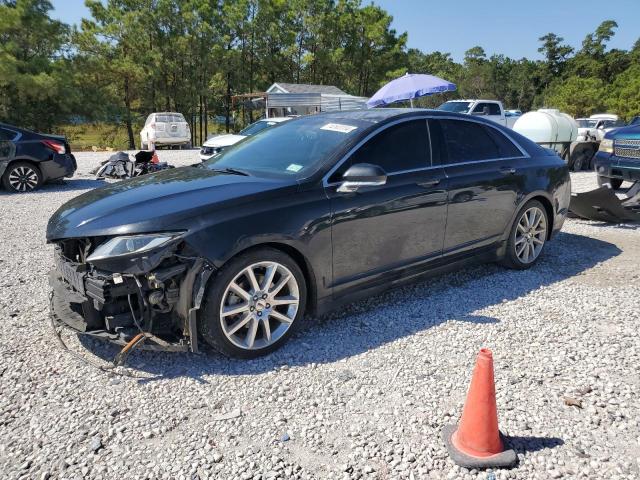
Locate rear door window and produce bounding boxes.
[484,127,523,158]
[0,128,17,141]
[438,119,501,163]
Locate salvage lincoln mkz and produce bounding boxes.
[47,110,570,358]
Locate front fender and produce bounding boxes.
[182,187,333,301]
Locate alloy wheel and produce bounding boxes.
[8,166,39,192]
[514,206,547,264]
[219,261,300,350]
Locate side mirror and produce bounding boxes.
[337,163,387,193]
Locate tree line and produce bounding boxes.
[1,0,639,149]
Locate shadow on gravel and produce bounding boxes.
[75,231,621,382]
[0,178,105,196]
[507,435,564,453]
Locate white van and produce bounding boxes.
[140,112,191,149]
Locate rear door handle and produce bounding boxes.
[500,167,516,175]
[418,178,441,187]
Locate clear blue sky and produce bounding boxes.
[50,0,640,62]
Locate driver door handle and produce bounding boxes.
[418,178,441,187]
[500,167,516,175]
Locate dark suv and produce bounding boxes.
[594,123,640,189]
[0,123,77,192]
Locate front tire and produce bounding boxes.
[2,161,43,193]
[199,248,307,358]
[501,200,549,270]
[597,176,623,190]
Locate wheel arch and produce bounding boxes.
[1,159,43,188]
[529,194,554,240]
[501,191,555,245]
[210,242,318,315]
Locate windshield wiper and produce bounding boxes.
[211,167,250,176]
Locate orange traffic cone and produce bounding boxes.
[442,348,517,469]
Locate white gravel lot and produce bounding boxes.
[0,151,639,480]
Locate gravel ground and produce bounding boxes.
[1,151,639,480]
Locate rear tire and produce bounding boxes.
[597,176,623,190]
[199,248,307,358]
[2,161,43,193]
[500,200,549,270]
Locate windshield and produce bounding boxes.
[437,102,471,113]
[239,120,280,136]
[577,119,597,128]
[204,116,364,178]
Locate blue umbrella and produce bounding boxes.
[366,73,457,108]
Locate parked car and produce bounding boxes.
[48,110,570,358]
[505,109,522,117]
[593,123,640,190]
[140,112,191,149]
[200,117,291,161]
[0,122,76,193]
[437,100,518,128]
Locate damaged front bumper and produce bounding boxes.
[569,181,640,223]
[48,241,214,353]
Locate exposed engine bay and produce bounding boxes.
[49,235,214,354]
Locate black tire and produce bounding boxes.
[500,200,549,270]
[2,161,43,193]
[597,176,623,190]
[199,247,308,359]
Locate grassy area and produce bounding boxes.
[58,122,234,151]
[57,123,138,152]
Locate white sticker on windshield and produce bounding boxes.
[286,163,303,172]
[320,123,358,133]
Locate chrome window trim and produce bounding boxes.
[323,114,530,187]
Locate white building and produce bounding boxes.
[265,83,368,118]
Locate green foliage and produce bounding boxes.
[0,0,72,130]
[544,76,605,117]
[0,3,638,148]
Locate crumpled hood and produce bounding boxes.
[202,134,245,148]
[46,166,294,241]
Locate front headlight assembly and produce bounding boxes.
[598,138,614,153]
[87,233,183,263]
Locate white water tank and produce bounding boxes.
[513,109,578,153]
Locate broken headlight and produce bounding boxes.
[87,233,183,262]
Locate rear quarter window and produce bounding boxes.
[0,128,17,141]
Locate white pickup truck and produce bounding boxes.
[437,100,518,129]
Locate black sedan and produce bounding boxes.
[47,110,570,358]
[0,122,76,192]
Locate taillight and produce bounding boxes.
[42,140,66,154]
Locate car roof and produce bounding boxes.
[302,108,480,125]
[259,117,291,123]
[590,114,618,120]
